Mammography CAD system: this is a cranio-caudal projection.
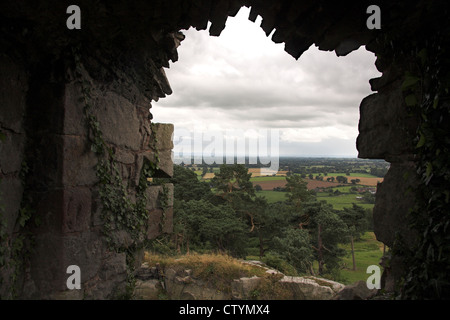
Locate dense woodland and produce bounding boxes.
[151,158,382,280]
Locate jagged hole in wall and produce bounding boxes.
[152,7,381,160]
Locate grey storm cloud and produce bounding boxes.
[160,80,364,110]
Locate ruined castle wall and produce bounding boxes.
[1,0,446,299]
[0,49,175,300]
[0,55,28,298]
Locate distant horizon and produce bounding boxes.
[172,154,386,161]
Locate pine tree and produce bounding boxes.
[302,201,349,276]
[340,203,369,270]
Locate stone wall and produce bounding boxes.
[0,0,448,299]
[0,51,175,299]
[0,54,28,298]
[356,44,421,289]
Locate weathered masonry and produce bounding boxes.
[1,1,449,299]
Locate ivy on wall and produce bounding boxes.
[0,124,38,299]
[74,51,149,245]
[0,130,6,284]
[377,18,450,298]
[399,32,450,299]
[158,184,170,233]
[73,49,171,298]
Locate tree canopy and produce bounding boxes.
[158,164,371,279]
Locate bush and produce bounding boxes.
[145,236,177,255]
[262,253,299,276]
[272,228,313,273]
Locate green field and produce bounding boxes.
[309,232,384,285]
[194,167,376,211]
[257,190,286,203]
[338,232,385,284]
[250,176,286,182]
[246,231,384,285]
[258,189,374,211]
[316,193,374,210]
[308,172,379,178]
[248,174,381,285]
[251,173,380,180]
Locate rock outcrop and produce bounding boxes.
[335,280,378,300]
[133,261,347,300]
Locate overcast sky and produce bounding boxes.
[152,7,381,159]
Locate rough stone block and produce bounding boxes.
[62,135,98,187]
[0,132,25,174]
[335,280,378,300]
[34,189,64,233]
[147,207,173,240]
[231,276,261,299]
[136,150,173,184]
[114,148,136,164]
[156,149,174,178]
[94,91,143,151]
[163,267,228,300]
[0,177,23,234]
[62,231,103,284]
[82,251,127,299]
[145,183,174,210]
[109,230,134,249]
[62,187,92,233]
[187,1,210,31]
[134,279,163,300]
[162,206,174,234]
[99,252,127,281]
[0,55,27,134]
[90,195,104,227]
[163,183,174,207]
[145,185,160,210]
[278,276,335,300]
[50,289,84,300]
[373,160,420,248]
[369,64,402,92]
[28,195,101,297]
[151,122,174,151]
[209,0,230,36]
[63,81,86,136]
[357,84,417,159]
[29,232,66,295]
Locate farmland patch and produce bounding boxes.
[253,178,343,191]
